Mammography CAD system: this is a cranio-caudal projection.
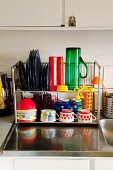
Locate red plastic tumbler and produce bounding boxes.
[57,56,64,85]
[49,56,64,91]
[49,56,57,91]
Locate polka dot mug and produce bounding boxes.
[59,109,77,123]
[78,109,96,123]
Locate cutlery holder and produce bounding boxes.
[104,93,113,118]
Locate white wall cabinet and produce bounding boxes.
[0,0,113,29]
[95,160,113,170]
[15,158,89,170]
[0,0,62,26]
[0,157,90,170]
[0,157,14,170]
[65,0,113,28]
[14,158,89,170]
[1,157,113,170]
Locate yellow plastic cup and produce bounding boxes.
[57,85,68,92]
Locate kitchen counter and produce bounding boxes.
[0,114,14,147]
[1,123,113,157]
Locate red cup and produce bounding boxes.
[57,56,64,85]
[49,56,57,91]
[49,56,64,91]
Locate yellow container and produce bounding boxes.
[57,85,68,92]
[82,92,93,111]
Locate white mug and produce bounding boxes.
[41,109,57,122]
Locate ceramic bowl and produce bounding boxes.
[17,110,37,123]
[17,98,37,122]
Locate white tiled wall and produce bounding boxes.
[0,30,113,83]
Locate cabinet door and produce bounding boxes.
[65,0,113,27]
[0,0,62,26]
[0,158,14,170]
[14,158,89,170]
[95,160,113,170]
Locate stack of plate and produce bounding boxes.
[26,49,49,91]
[14,49,49,91]
[26,49,41,90]
[14,61,28,90]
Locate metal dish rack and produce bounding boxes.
[12,61,101,125]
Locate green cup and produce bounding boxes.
[65,47,88,90]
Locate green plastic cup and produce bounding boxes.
[65,47,88,90]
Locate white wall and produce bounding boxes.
[0,30,113,79]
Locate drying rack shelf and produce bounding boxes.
[17,121,98,126]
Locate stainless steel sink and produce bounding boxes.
[99,119,113,147]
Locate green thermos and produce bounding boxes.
[65,47,88,90]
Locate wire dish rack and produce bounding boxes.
[11,61,101,125]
